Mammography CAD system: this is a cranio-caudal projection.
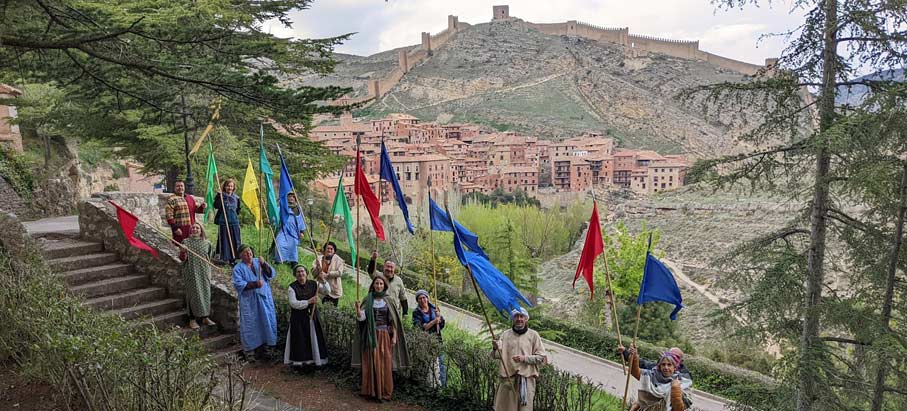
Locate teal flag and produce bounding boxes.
[204,143,217,222]
[259,125,279,228]
[331,176,355,263]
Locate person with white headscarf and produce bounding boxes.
[491,307,546,411]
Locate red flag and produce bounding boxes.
[574,203,603,298]
[109,201,159,258]
[354,150,385,241]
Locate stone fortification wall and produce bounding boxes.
[699,51,765,76]
[574,22,628,45]
[628,34,699,60]
[0,176,27,218]
[78,194,238,331]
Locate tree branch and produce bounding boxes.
[0,17,144,50]
[820,336,870,346]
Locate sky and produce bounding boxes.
[264,0,806,65]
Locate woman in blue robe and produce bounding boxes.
[231,244,278,361]
[214,178,242,264]
[274,192,306,264]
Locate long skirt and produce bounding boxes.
[183,266,211,318]
[360,329,394,400]
[494,376,536,411]
[216,224,241,262]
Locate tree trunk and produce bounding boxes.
[165,166,179,193]
[869,163,907,411]
[797,1,838,410]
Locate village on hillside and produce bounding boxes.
[308,112,688,206]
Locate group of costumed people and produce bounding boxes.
[164,181,695,410]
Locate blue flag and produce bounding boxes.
[428,198,489,260]
[379,141,414,234]
[637,237,683,320]
[277,144,306,234]
[439,203,531,316]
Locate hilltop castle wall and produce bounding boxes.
[331,6,771,108]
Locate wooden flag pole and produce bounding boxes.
[590,187,626,375]
[427,180,441,333]
[621,305,643,411]
[111,202,227,274]
[355,136,362,302]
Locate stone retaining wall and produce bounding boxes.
[78,197,238,331]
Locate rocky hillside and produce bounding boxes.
[538,185,799,345]
[303,20,774,157]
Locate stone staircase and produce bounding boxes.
[38,235,242,360]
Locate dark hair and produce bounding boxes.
[293,264,307,276]
[323,241,338,252]
[369,275,388,292]
[175,179,185,185]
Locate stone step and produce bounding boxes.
[178,323,222,340]
[211,344,243,363]
[110,298,184,320]
[70,275,150,299]
[201,333,238,352]
[83,287,167,311]
[42,240,104,260]
[48,253,120,273]
[141,310,187,330]
[63,263,133,287]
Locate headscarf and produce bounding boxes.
[510,306,529,320]
[415,289,430,301]
[362,275,389,348]
[237,244,252,255]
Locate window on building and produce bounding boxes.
[661,183,666,189]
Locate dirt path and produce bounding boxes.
[0,362,83,411]
[242,366,425,411]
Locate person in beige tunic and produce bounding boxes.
[492,307,547,411]
[312,242,344,305]
[366,251,408,316]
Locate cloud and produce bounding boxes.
[268,0,803,64]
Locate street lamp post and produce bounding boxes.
[180,94,195,195]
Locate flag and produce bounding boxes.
[354,150,385,241]
[278,147,306,233]
[260,125,279,228]
[331,176,356,263]
[637,235,684,320]
[428,197,488,259]
[109,201,158,258]
[379,141,414,234]
[204,143,217,222]
[440,203,531,316]
[573,203,604,299]
[242,158,261,229]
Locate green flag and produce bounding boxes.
[331,176,355,263]
[204,143,218,222]
[259,125,279,228]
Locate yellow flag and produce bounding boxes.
[242,158,261,229]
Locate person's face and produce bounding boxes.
[174,182,185,195]
[512,313,528,329]
[658,359,677,377]
[417,294,429,309]
[323,245,335,257]
[372,278,386,293]
[225,181,235,193]
[295,267,307,283]
[190,224,201,237]
[288,194,297,206]
[383,261,396,279]
[241,248,253,263]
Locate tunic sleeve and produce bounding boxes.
[288,286,309,310]
[165,198,175,223]
[524,333,548,365]
[232,264,249,293]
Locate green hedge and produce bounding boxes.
[0,146,34,198]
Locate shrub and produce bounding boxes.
[0,145,35,198]
[0,236,249,410]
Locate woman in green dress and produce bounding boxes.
[181,222,216,330]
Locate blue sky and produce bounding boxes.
[264,0,804,65]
